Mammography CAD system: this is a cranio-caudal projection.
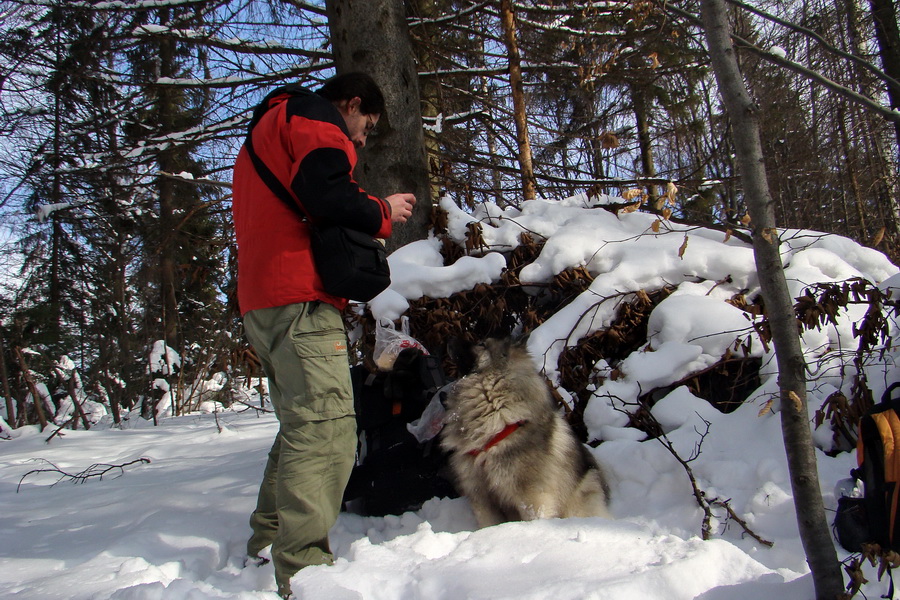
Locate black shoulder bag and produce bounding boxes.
[243,129,391,302]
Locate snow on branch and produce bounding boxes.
[131,24,332,60]
[159,171,232,190]
[100,62,332,90]
[34,203,71,223]
[408,1,492,28]
[51,0,213,9]
[149,340,180,376]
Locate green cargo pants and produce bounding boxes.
[242,301,357,598]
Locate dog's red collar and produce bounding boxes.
[467,421,527,456]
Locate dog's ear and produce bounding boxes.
[512,332,530,348]
[446,336,470,362]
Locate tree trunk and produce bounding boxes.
[0,332,15,428]
[699,1,845,598]
[836,103,867,238]
[499,0,536,201]
[67,373,90,431]
[15,347,47,430]
[109,233,128,425]
[484,79,505,204]
[868,0,900,152]
[847,0,900,251]
[48,4,64,346]
[632,85,659,206]
[156,10,180,355]
[407,0,444,208]
[325,0,432,251]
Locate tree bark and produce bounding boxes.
[0,332,15,428]
[67,373,90,431]
[632,85,659,206]
[845,0,900,251]
[499,0,536,201]
[325,0,433,251]
[699,1,845,598]
[868,0,900,152]
[157,15,182,417]
[15,347,47,430]
[407,0,445,207]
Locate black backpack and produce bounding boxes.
[342,348,458,516]
[834,382,900,553]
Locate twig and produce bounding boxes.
[652,410,719,540]
[231,397,275,414]
[213,403,225,433]
[45,417,74,442]
[609,395,774,546]
[665,2,900,125]
[17,457,151,492]
[709,497,775,547]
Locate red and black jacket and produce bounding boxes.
[232,86,392,315]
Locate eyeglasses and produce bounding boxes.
[364,114,377,137]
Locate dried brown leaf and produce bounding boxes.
[622,188,644,201]
[665,181,677,202]
[600,131,620,149]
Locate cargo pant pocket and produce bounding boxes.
[284,305,353,423]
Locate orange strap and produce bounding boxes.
[871,410,900,542]
[467,421,526,457]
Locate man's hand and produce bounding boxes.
[386,193,416,224]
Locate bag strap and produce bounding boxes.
[881,382,900,411]
[243,132,308,223]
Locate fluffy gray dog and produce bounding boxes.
[441,338,611,527]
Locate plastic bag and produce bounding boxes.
[373,317,428,371]
[407,388,449,443]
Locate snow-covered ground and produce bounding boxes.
[3,193,899,599]
[0,402,872,600]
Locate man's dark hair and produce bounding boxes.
[317,72,386,116]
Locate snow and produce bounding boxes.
[423,113,444,134]
[34,202,71,223]
[3,193,900,599]
[148,340,180,376]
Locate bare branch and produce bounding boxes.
[722,0,900,96]
[609,396,773,545]
[665,3,900,124]
[17,458,151,492]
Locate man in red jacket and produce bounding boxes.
[232,72,415,599]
